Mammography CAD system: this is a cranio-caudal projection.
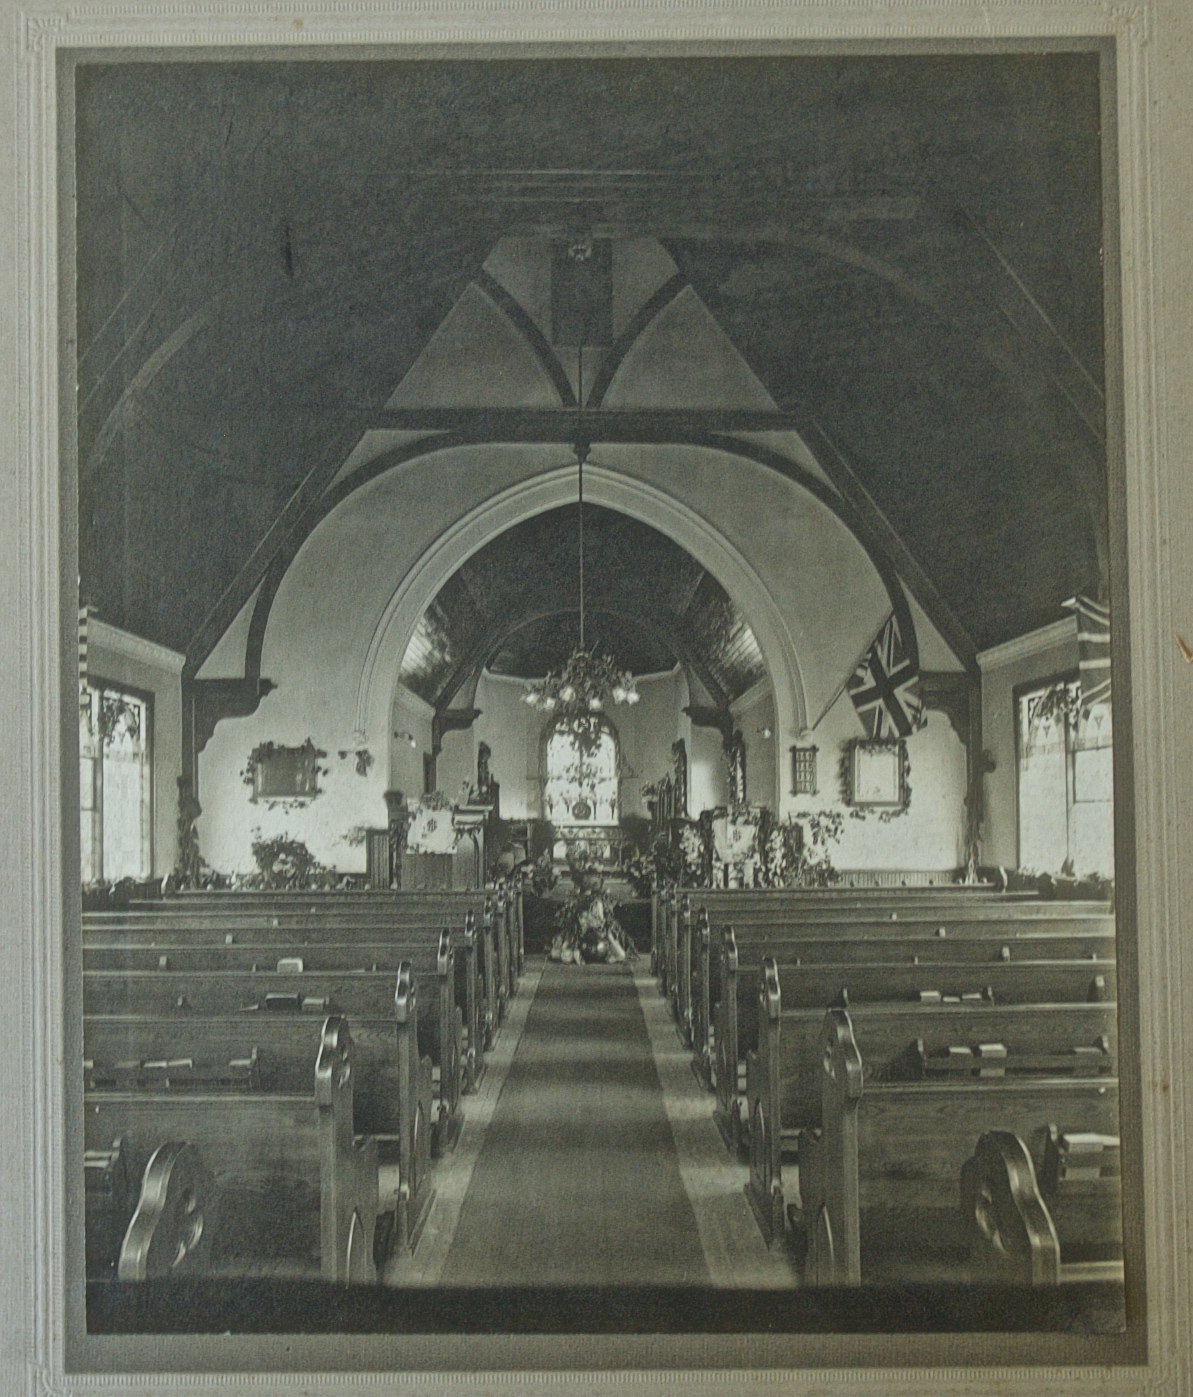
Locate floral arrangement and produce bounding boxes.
[678,820,713,887]
[757,808,844,888]
[990,864,1114,906]
[550,858,636,965]
[529,849,558,896]
[245,832,334,890]
[173,781,202,887]
[337,747,374,777]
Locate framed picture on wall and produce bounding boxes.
[845,739,908,811]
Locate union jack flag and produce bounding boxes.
[1063,595,1111,711]
[846,613,924,740]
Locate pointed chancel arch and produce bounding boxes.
[357,465,811,815]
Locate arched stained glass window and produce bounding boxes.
[542,715,619,827]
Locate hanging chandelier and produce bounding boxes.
[522,646,640,714]
[523,422,640,715]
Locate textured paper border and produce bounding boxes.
[5,4,1190,1393]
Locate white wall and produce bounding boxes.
[87,620,184,878]
[790,688,969,874]
[201,443,899,819]
[977,618,1079,869]
[732,681,778,811]
[389,684,433,799]
[196,685,391,876]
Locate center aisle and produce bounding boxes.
[438,959,710,1286]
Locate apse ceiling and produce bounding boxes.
[399,506,766,707]
[74,53,1108,666]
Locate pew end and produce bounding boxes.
[118,1140,212,1281]
[960,1130,1061,1285]
[961,1129,1124,1285]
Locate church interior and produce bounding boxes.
[73,52,1127,1333]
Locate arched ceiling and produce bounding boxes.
[74,52,1109,665]
[398,505,766,706]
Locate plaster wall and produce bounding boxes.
[88,621,184,878]
[689,723,730,816]
[596,444,893,730]
[732,682,778,811]
[791,688,969,874]
[196,685,390,877]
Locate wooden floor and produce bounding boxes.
[386,957,798,1288]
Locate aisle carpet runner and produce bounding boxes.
[439,960,709,1286]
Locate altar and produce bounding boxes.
[552,824,628,872]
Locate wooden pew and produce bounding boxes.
[699,918,1113,1084]
[960,1129,1124,1285]
[84,906,491,1089]
[708,917,1115,1146]
[85,965,435,1255]
[88,896,488,938]
[83,919,486,1097]
[83,954,466,1154]
[84,1135,134,1278]
[148,888,490,909]
[743,957,1117,1242]
[84,1016,380,1282]
[686,895,1110,1047]
[655,886,677,998]
[672,887,1103,1056]
[114,1140,212,1280]
[795,1008,1119,1284]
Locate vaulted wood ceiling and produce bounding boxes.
[74,51,1109,671]
[399,505,766,705]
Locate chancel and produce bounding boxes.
[73,52,1124,1331]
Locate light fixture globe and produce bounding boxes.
[523,648,639,717]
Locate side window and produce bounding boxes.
[1016,679,1113,876]
[79,681,152,883]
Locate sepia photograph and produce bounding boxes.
[5,3,1193,1391]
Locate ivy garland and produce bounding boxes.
[1029,680,1083,730]
[838,737,912,823]
[81,689,141,745]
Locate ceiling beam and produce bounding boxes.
[366,408,808,435]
